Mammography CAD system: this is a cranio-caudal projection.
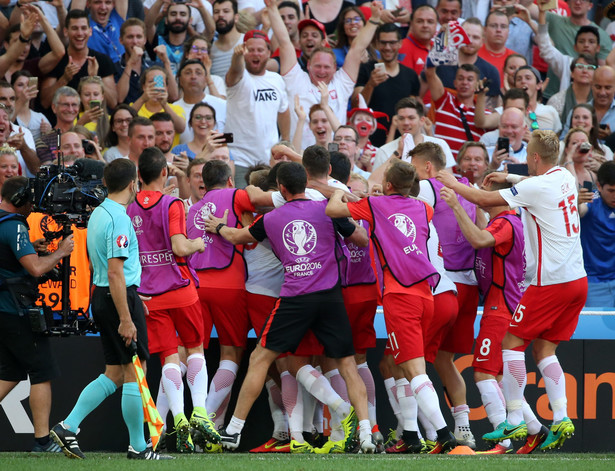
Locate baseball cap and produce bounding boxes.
[298,19,327,39]
[244,29,271,44]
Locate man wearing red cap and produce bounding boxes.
[224,30,290,187]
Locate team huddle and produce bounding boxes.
[43,128,586,458]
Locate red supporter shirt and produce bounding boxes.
[399,34,431,75]
[477,45,516,88]
[137,191,198,311]
[347,197,433,299]
[433,90,486,158]
[197,189,255,290]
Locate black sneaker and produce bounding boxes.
[50,422,85,460]
[32,438,62,453]
[127,445,174,460]
[219,428,241,450]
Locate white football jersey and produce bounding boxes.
[499,167,586,286]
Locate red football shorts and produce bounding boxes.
[440,283,479,354]
[198,287,248,348]
[508,278,588,343]
[146,300,204,358]
[424,290,458,364]
[247,292,278,338]
[342,285,377,354]
[382,292,434,365]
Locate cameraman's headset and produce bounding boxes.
[10,181,31,208]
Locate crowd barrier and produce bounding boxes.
[1,309,614,452]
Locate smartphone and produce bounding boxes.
[504,5,515,16]
[374,63,386,73]
[497,137,510,153]
[28,77,38,88]
[582,181,593,192]
[539,0,558,12]
[89,100,101,109]
[328,142,339,152]
[507,163,529,176]
[153,75,165,89]
[599,123,608,130]
[462,169,474,184]
[222,133,234,144]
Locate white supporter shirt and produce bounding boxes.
[373,135,456,171]
[176,96,227,145]
[499,167,586,286]
[427,220,457,296]
[418,179,477,286]
[284,63,354,151]
[225,69,289,168]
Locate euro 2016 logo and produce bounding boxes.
[283,220,317,256]
[193,202,217,231]
[389,213,417,241]
[131,215,143,235]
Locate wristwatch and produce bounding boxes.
[215,223,226,235]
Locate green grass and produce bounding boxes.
[2,453,615,471]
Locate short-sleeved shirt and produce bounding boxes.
[87,198,141,288]
[88,10,125,64]
[284,63,355,150]
[48,49,115,90]
[0,211,36,313]
[399,34,430,75]
[135,191,199,310]
[346,197,433,299]
[499,167,586,286]
[431,58,501,98]
[581,195,615,282]
[136,103,186,148]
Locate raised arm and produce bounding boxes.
[342,1,382,82]
[226,44,245,88]
[265,0,296,75]
[37,10,66,75]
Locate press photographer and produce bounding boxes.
[0,176,74,452]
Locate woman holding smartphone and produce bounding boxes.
[76,76,109,140]
[560,127,598,191]
[171,102,217,159]
[11,71,51,141]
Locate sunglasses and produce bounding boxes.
[529,111,539,131]
[574,63,596,71]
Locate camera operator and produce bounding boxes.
[26,131,93,317]
[0,176,75,453]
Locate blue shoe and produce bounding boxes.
[482,421,527,442]
[540,418,574,451]
[32,439,62,453]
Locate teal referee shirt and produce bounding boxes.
[87,198,141,288]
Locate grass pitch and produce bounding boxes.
[2,452,615,471]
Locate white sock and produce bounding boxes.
[537,355,568,422]
[418,407,437,441]
[302,384,317,433]
[384,377,404,435]
[296,365,350,417]
[156,379,169,431]
[281,371,304,442]
[225,415,245,435]
[357,362,377,427]
[313,399,324,434]
[161,363,184,419]
[359,419,372,444]
[266,379,289,441]
[451,404,470,428]
[396,378,418,432]
[522,399,542,435]
[477,379,506,429]
[206,360,238,428]
[324,369,350,402]
[186,353,208,409]
[501,350,526,426]
[410,374,446,430]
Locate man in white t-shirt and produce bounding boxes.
[437,130,587,452]
[224,30,290,188]
[373,97,455,171]
[266,0,383,151]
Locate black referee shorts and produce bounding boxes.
[0,311,59,384]
[91,286,149,365]
[259,284,355,359]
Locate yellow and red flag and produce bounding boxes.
[132,353,165,450]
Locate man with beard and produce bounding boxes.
[151,112,190,199]
[224,30,290,188]
[145,2,192,76]
[86,0,127,65]
[210,0,244,78]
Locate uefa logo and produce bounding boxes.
[132,215,143,229]
[193,202,217,231]
[388,213,417,241]
[283,220,317,256]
